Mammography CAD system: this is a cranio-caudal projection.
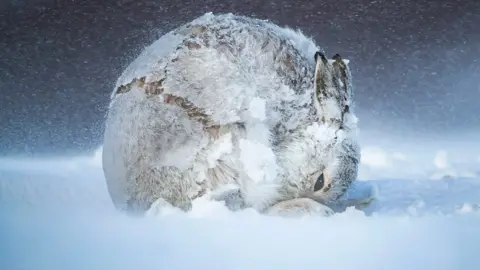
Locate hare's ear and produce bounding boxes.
[331,54,351,94]
[314,51,334,99]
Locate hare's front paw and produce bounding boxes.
[266,198,334,217]
[208,186,247,212]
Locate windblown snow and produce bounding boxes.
[1,12,480,270]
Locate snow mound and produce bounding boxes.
[2,182,480,270]
[358,145,479,181]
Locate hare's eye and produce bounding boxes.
[313,173,325,192]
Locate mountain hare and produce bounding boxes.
[102,13,361,217]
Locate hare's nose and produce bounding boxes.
[313,173,325,192]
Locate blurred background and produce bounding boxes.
[1,0,479,156]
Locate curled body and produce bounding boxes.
[102,12,360,215]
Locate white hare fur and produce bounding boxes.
[102,12,360,216]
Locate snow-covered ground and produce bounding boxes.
[1,135,480,270]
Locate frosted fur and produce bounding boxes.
[102,12,360,215]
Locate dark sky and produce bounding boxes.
[1,0,479,156]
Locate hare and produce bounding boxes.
[102,12,360,217]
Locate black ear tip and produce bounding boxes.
[314,51,326,62]
[332,53,342,60]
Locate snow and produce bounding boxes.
[357,140,480,181]
[434,150,450,170]
[204,132,234,168]
[248,97,267,121]
[1,137,480,270]
[239,138,279,184]
[360,146,392,168]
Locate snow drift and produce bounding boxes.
[1,141,480,270]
